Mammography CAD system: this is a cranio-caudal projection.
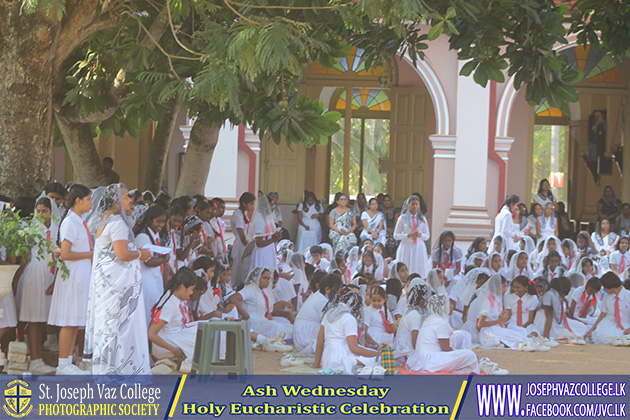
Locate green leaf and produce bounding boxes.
[427,21,444,41]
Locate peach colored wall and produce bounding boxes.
[506,89,531,205]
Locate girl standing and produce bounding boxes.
[85,184,152,375]
[360,198,386,246]
[249,195,282,272]
[394,196,430,278]
[328,194,357,255]
[136,205,170,325]
[295,191,323,252]
[18,196,59,374]
[48,184,93,375]
[230,192,255,288]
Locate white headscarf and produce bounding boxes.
[459,268,491,307]
[520,236,536,256]
[85,184,134,241]
[426,268,446,295]
[248,195,275,241]
[244,266,273,301]
[33,195,61,243]
[478,274,504,315]
[507,250,532,279]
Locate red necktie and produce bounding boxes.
[412,216,417,244]
[620,255,626,273]
[216,222,226,254]
[156,236,164,274]
[46,230,55,274]
[445,251,450,268]
[615,296,624,330]
[519,268,524,276]
[262,290,273,320]
[379,310,394,334]
[562,302,572,331]
[201,223,208,243]
[82,221,93,250]
[516,299,523,326]
[550,271,556,279]
[579,292,593,318]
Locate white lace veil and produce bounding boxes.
[288,252,308,294]
[460,268,491,306]
[84,184,134,239]
[490,233,509,263]
[426,268,445,295]
[478,273,504,313]
[248,195,276,241]
[423,293,450,328]
[405,277,430,316]
[277,240,293,261]
[399,195,420,227]
[244,266,273,298]
[323,284,364,327]
[320,243,333,261]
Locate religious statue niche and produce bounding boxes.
[588,110,606,160]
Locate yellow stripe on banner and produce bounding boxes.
[450,379,468,420]
[169,374,188,418]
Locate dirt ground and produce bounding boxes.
[253,343,630,375]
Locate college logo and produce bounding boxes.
[4,379,33,418]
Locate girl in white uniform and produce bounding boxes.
[395,278,430,353]
[560,239,578,272]
[49,184,93,375]
[18,197,59,374]
[355,250,383,280]
[394,196,430,278]
[135,205,170,325]
[449,268,490,329]
[230,192,255,288]
[609,237,630,279]
[293,274,342,353]
[314,285,378,374]
[289,253,309,310]
[504,276,538,329]
[406,294,480,374]
[476,275,531,349]
[568,277,601,327]
[249,195,281,273]
[363,287,396,346]
[505,250,534,282]
[431,232,464,289]
[535,251,566,283]
[295,192,323,252]
[536,203,558,239]
[360,198,386,246]
[229,267,294,341]
[148,268,198,373]
[585,273,630,344]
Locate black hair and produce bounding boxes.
[550,276,571,298]
[172,196,192,210]
[434,231,456,265]
[309,271,326,293]
[304,263,315,278]
[600,272,622,290]
[45,182,67,197]
[507,249,517,266]
[386,278,403,301]
[537,179,553,197]
[542,250,562,278]
[373,242,385,256]
[319,273,342,296]
[168,204,186,219]
[194,200,212,213]
[142,205,166,233]
[103,157,114,165]
[143,191,155,203]
[331,192,343,209]
[616,236,630,251]
[195,276,208,292]
[503,194,520,208]
[585,277,601,292]
[369,286,387,300]
[153,198,169,210]
[359,238,373,249]
[302,191,322,212]
[310,245,323,256]
[191,256,217,273]
[411,192,428,215]
[211,262,226,288]
[157,192,171,201]
[66,184,91,214]
[466,237,487,258]
[596,218,613,234]
[35,196,52,210]
[192,194,207,204]
[358,250,378,275]
[368,197,378,206]
[511,275,537,295]
[151,267,198,321]
[14,197,36,219]
[238,192,256,209]
[212,197,226,205]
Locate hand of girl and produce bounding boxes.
[371,232,378,240]
[584,330,592,340]
[139,249,152,262]
[46,281,55,295]
[499,310,510,323]
[311,214,319,219]
[161,253,171,263]
[172,347,185,359]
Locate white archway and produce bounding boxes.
[400,53,451,136]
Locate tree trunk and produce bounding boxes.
[143,95,181,194]
[55,113,107,187]
[0,2,58,199]
[175,118,221,197]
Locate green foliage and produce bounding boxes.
[532,125,566,203]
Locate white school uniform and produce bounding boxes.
[359,212,386,246]
[321,312,375,374]
[536,266,565,283]
[478,296,529,349]
[394,214,430,278]
[609,251,630,279]
[504,293,538,327]
[569,286,600,326]
[274,277,297,304]
[295,203,322,252]
[364,305,394,345]
[527,291,588,339]
[239,284,292,339]
[355,263,383,281]
[136,228,165,325]
[431,246,463,273]
[293,292,328,353]
[394,309,423,353]
[209,217,227,258]
[19,226,55,323]
[506,265,534,282]
[230,209,250,288]
[249,224,278,273]
[461,296,483,345]
[152,295,198,363]
[49,211,92,327]
[166,228,184,274]
[406,316,479,374]
[538,216,556,239]
[495,206,517,250]
[591,288,630,344]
